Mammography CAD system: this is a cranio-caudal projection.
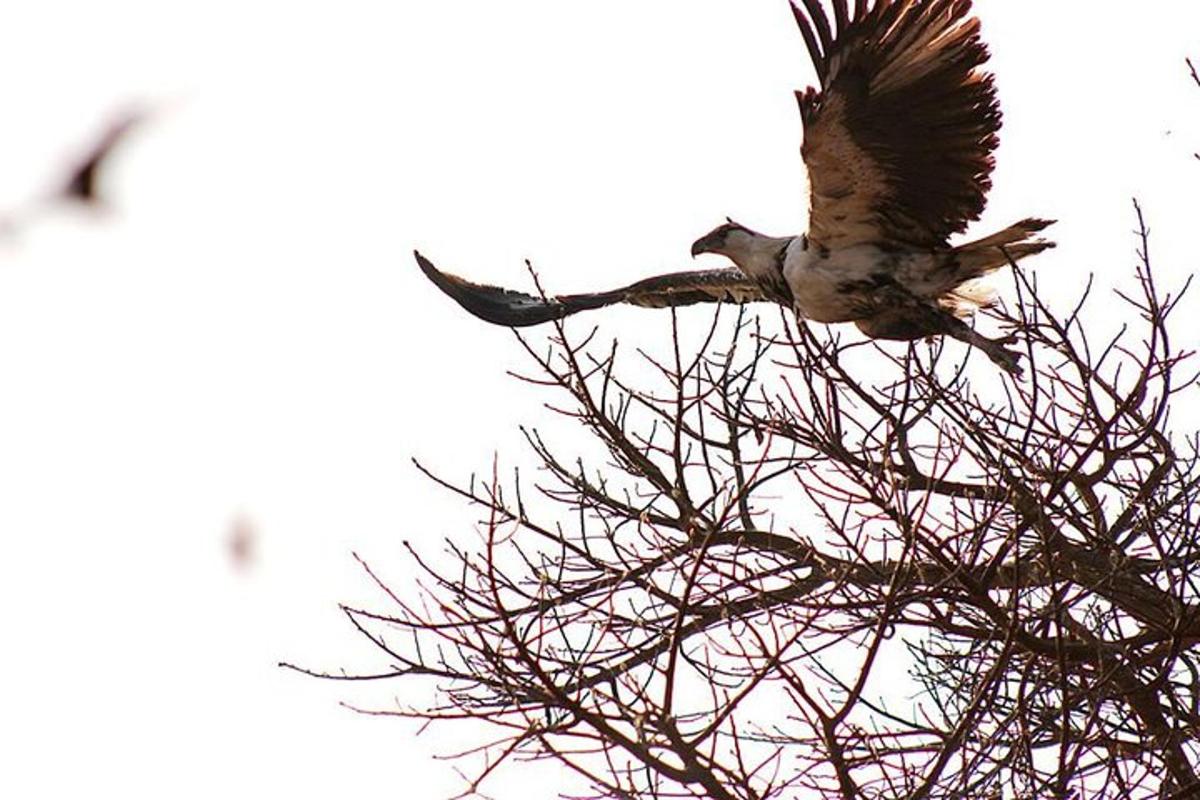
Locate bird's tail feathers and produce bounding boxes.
[940,279,999,317]
[943,218,1056,315]
[954,218,1055,271]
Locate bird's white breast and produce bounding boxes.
[782,242,880,323]
[782,242,942,323]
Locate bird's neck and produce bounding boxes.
[726,234,794,285]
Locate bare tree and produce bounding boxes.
[288,204,1199,799]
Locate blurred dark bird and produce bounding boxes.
[60,109,145,206]
[417,0,1054,373]
[0,108,146,237]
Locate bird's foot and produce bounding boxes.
[938,312,1025,376]
[983,341,1023,376]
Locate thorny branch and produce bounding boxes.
[292,210,1200,799]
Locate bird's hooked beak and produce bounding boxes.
[691,231,723,258]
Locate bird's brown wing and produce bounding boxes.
[415,252,770,327]
[790,0,1001,249]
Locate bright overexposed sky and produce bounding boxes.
[1,2,1198,798]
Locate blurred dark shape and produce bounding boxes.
[227,514,257,572]
[60,108,147,206]
[0,106,148,239]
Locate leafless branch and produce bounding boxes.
[305,209,1200,799]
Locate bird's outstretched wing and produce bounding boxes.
[415,252,770,327]
[790,0,1001,249]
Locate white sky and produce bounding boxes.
[1,1,1198,798]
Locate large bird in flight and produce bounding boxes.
[416,0,1053,373]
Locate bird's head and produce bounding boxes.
[691,219,759,260]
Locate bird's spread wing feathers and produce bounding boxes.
[791,0,1000,249]
[415,252,770,328]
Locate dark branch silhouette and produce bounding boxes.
[291,204,1200,799]
[1190,58,1200,161]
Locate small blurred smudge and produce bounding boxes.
[227,513,258,573]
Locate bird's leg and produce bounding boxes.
[857,288,1024,375]
[936,313,1023,375]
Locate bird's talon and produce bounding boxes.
[989,347,1023,376]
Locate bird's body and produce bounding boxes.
[789,242,923,324]
[712,216,1053,326]
[705,233,922,324]
[417,0,1055,374]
